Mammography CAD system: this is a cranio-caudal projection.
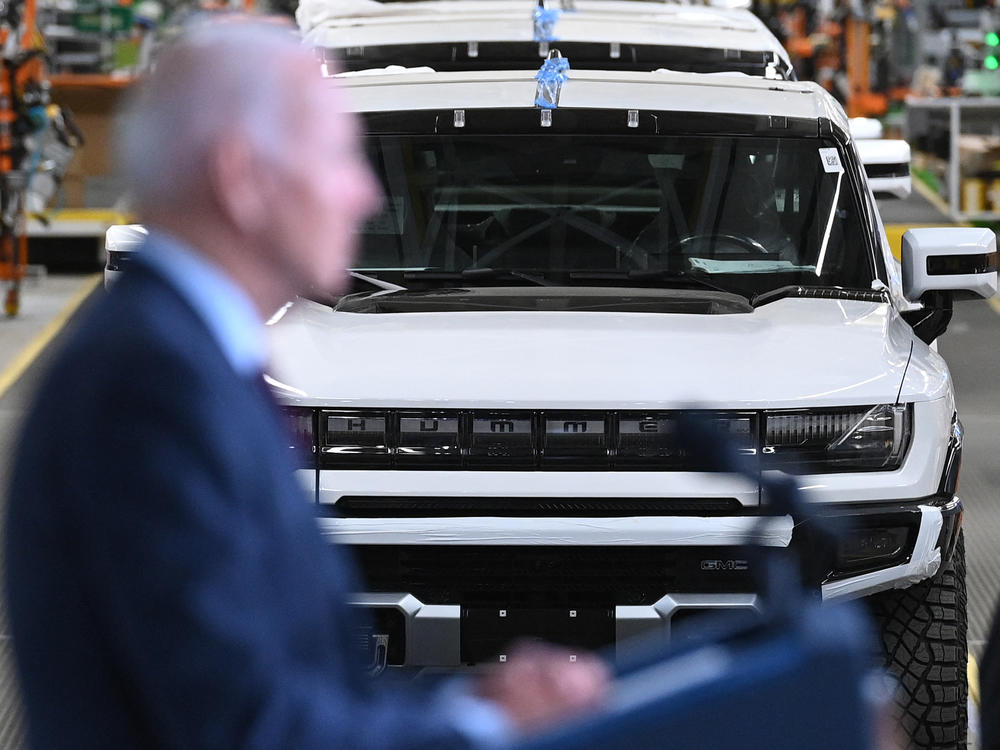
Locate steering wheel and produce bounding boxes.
[670,233,770,255]
[628,228,771,265]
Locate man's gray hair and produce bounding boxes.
[119,18,316,212]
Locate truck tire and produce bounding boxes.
[866,531,968,750]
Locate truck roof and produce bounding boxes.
[304,2,773,47]
[301,0,792,77]
[334,67,848,135]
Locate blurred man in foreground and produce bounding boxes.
[4,18,607,749]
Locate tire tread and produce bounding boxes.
[867,532,968,749]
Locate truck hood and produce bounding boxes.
[266,296,914,409]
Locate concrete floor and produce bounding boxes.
[939,300,1000,658]
[0,271,100,749]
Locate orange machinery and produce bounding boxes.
[0,0,46,316]
[845,14,889,118]
[773,1,890,119]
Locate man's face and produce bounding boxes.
[262,75,381,297]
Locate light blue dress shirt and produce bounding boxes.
[138,230,268,378]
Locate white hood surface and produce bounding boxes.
[267,296,922,409]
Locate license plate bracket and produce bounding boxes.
[460,606,614,664]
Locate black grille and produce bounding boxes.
[289,406,907,473]
[330,496,746,518]
[352,545,759,607]
[313,409,758,471]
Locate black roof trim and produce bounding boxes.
[363,108,820,137]
[330,41,796,80]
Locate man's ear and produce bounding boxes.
[209,133,270,234]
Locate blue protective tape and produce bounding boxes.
[534,55,570,109]
[533,7,561,42]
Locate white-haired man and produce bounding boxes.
[4,18,607,750]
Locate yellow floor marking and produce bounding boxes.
[883,224,946,261]
[33,208,133,224]
[970,653,981,709]
[0,274,101,399]
[882,179,964,261]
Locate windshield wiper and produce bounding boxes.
[751,285,890,308]
[403,268,553,287]
[570,269,741,298]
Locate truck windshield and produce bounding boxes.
[354,132,876,298]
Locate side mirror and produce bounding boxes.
[104,224,147,289]
[901,226,998,302]
[856,139,911,200]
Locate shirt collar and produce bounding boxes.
[139,230,268,376]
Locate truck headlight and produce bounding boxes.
[763,404,911,473]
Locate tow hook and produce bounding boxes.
[366,633,390,677]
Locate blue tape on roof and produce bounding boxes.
[534,55,571,109]
[533,7,561,42]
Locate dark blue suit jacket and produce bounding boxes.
[5,261,473,749]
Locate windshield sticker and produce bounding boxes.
[818,148,844,174]
[689,258,817,274]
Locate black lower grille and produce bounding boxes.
[352,545,759,607]
[330,496,746,518]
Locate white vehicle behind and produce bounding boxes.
[298,0,794,79]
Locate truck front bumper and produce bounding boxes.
[335,496,959,668]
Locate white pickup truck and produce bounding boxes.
[104,57,995,750]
